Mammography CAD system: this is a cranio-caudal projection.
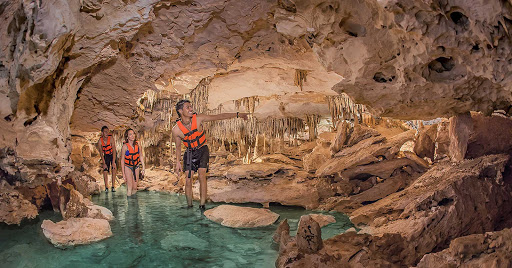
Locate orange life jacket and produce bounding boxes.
[101,135,113,155]
[177,114,206,150]
[124,142,140,167]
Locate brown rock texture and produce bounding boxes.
[204,205,279,228]
[0,184,38,225]
[296,215,323,254]
[416,228,512,268]
[350,154,512,264]
[41,218,113,248]
[309,214,336,228]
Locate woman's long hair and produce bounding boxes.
[124,128,137,145]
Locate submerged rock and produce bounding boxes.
[204,205,279,228]
[160,231,209,250]
[41,218,112,247]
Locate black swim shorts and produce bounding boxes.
[183,145,209,172]
[104,154,113,172]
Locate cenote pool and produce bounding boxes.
[1,186,353,267]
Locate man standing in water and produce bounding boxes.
[97,126,117,192]
[172,100,248,209]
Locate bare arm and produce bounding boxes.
[120,144,126,179]
[197,112,249,123]
[111,136,117,169]
[172,126,183,175]
[140,144,146,173]
[97,140,106,167]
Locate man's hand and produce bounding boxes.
[239,112,250,120]
[112,162,117,170]
[174,163,182,175]
[102,163,107,169]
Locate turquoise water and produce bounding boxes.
[0,187,353,267]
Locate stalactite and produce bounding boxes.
[305,114,320,141]
[327,93,374,128]
[188,77,210,114]
[294,69,308,91]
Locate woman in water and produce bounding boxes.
[120,128,145,196]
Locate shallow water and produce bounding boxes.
[0,186,353,267]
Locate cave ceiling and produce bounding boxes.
[1,0,512,134]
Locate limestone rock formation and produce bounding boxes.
[41,218,112,247]
[416,228,512,268]
[0,184,38,225]
[309,214,336,228]
[350,154,512,264]
[273,219,290,245]
[204,205,279,228]
[296,215,323,254]
[225,162,285,181]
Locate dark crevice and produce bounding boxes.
[438,198,454,206]
[428,57,454,73]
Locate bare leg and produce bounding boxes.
[125,166,134,196]
[185,170,195,207]
[133,167,139,194]
[111,167,116,189]
[198,168,207,206]
[103,171,109,191]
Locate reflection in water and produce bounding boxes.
[127,195,143,244]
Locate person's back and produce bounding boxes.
[97,126,117,192]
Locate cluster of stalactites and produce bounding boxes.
[327,93,371,128]
[186,77,210,115]
[204,116,307,147]
[136,89,178,131]
[294,69,308,91]
[305,114,320,141]
[234,96,259,114]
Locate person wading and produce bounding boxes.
[120,128,146,196]
[97,126,117,193]
[172,99,248,209]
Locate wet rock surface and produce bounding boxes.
[204,205,279,228]
[41,218,113,248]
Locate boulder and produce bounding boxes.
[296,215,323,254]
[41,218,112,247]
[330,120,350,155]
[273,219,290,244]
[309,214,336,227]
[302,140,331,172]
[204,205,279,228]
[225,162,284,181]
[63,188,90,219]
[414,124,438,160]
[448,113,474,162]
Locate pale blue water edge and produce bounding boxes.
[0,186,353,268]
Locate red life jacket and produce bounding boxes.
[124,142,140,167]
[101,135,113,155]
[177,114,206,150]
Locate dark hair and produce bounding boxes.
[101,126,109,132]
[175,99,191,118]
[124,128,137,144]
